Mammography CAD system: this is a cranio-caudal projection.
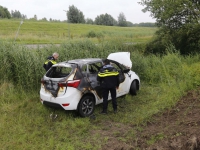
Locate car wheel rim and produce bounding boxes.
[82,98,93,115]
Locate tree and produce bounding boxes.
[28,15,37,21]
[140,0,200,29]
[11,10,27,19]
[118,12,127,27]
[86,18,94,24]
[95,13,117,26]
[139,0,200,55]
[0,6,11,19]
[34,14,37,20]
[66,5,85,23]
[11,10,21,18]
[40,17,48,21]
[127,21,134,27]
[22,14,27,19]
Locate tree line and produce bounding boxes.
[139,0,200,55]
[0,5,155,27]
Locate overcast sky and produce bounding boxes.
[1,0,155,23]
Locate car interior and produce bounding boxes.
[46,67,71,78]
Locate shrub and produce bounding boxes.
[86,30,104,39]
[144,24,200,55]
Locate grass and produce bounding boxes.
[1,20,200,149]
[1,56,200,149]
[0,19,157,44]
[1,47,200,149]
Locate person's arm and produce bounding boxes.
[116,73,120,89]
[97,67,104,82]
[46,61,53,71]
[97,73,102,82]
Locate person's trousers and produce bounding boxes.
[102,87,117,111]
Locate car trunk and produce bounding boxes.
[107,52,132,69]
[42,64,78,97]
[41,63,92,98]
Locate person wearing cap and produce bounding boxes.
[97,59,120,114]
[43,52,59,71]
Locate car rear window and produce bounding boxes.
[46,66,72,78]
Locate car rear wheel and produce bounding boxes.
[130,80,137,96]
[78,96,95,117]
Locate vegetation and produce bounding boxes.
[1,15,200,148]
[66,5,85,24]
[140,0,200,54]
[131,22,155,27]
[1,36,200,149]
[118,12,127,27]
[0,19,157,44]
[11,10,27,19]
[95,13,117,26]
[0,5,11,18]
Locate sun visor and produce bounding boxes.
[107,52,132,69]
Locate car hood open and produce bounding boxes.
[107,52,132,69]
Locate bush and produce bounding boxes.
[144,24,200,55]
[86,30,104,38]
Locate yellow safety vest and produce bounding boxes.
[44,60,57,65]
[98,69,119,77]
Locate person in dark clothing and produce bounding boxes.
[97,59,120,114]
[43,52,59,71]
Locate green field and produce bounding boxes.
[1,19,200,149]
[0,19,157,44]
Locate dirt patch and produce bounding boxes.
[93,121,134,150]
[95,87,200,150]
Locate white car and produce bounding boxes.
[40,52,140,117]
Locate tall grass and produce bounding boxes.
[0,39,145,91]
[1,40,200,149]
[1,39,200,99]
[0,42,44,90]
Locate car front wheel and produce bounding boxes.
[78,96,95,117]
[130,80,137,96]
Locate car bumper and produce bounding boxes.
[40,87,82,110]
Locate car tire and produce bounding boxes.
[78,96,95,117]
[130,80,137,96]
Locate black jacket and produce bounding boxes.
[43,56,57,71]
[97,64,120,88]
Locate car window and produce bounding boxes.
[61,67,72,74]
[46,66,72,78]
[110,62,121,71]
[81,64,88,77]
[82,65,87,72]
[89,62,102,74]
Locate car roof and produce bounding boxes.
[67,58,102,65]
